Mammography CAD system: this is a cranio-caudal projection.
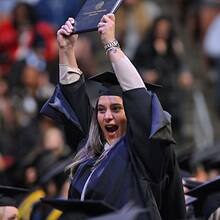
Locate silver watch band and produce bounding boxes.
[104,40,120,52]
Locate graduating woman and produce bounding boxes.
[41,14,186,220]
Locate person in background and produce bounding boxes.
[0,2,57,77]
[115,0,161,59]
[133,15,193,143]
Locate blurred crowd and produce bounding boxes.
[0,0,220,219]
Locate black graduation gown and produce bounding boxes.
[40,76,186,220]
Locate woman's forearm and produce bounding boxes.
[107,47,145,91]
[59,47,82,85]
[57,17,82,85]
[97,14,145,91]
[59,47,78,67]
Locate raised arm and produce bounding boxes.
[57,18,92,135]
[40,19,91,150]
[97,14,145,91]
[57,18,81,83]
[97,14,173,182]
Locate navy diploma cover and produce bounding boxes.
[73,0,123,34]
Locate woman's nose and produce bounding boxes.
[104,109,113,120]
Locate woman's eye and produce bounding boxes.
[97,107,106,113]
[112,106,122,112]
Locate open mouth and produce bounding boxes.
[105,125,119,133]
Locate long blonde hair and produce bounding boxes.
[66,110,103,177]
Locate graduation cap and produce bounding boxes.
[41,198,116,219]
[86,71,162,107]
[185,195,198,207]
[34,150,61,182]
[186,176,220,198]
[38,156,72,186]
[182,177,202,190]
[88,203,150,220]
[186,176,220,218]
[87,72,123,99]
[0,185,30,207]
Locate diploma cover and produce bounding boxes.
[73,0,123,34]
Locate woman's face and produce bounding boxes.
[154,19,172,40]
[97,96,127,144]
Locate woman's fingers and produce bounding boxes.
[98,15,114,29]
[100,14,113,24]
[97,22,106,28]
[98,27,105,34]
[107,13,115,21]
[62,23,72,34]
[57,27,67,36]
[58,17,75,36]
[65,20,74,32]
[98,14,116,44]
[59,25,71,35]
[68,17,75,24]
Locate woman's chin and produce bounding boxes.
[105,132,120,144]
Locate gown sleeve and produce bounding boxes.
[40,76,92,151]
[123,87,175,183]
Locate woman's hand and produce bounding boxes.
[97,14,116,45]
[57,17,78,49]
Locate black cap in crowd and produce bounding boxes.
[0,185,30,207]
[38,156,72,186]
[41,198,152,220]
[185,196,198,207]
[41,198,116,219]
[88,203,149,220]
[186,176,220,218]
[183,177,202,190]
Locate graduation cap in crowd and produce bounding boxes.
[38,156,72,191]
[182,177,202,190]
[41,198,116,219]
[0,185,30,207]
[186,176,220,218]
[86,71,162,107]
[183,178,200,207]
[185,195,198,207]
[88,203,150,220]
[29,158,72,220]
[38,156,72,185]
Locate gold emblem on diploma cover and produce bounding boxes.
[95,1,105,10]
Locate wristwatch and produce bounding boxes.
[104,40,120,52]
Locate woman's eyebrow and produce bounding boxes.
[110,103,123,107]
[111,103,123,106]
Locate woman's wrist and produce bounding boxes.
[59,44,75,53]
[104,39,120,54]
